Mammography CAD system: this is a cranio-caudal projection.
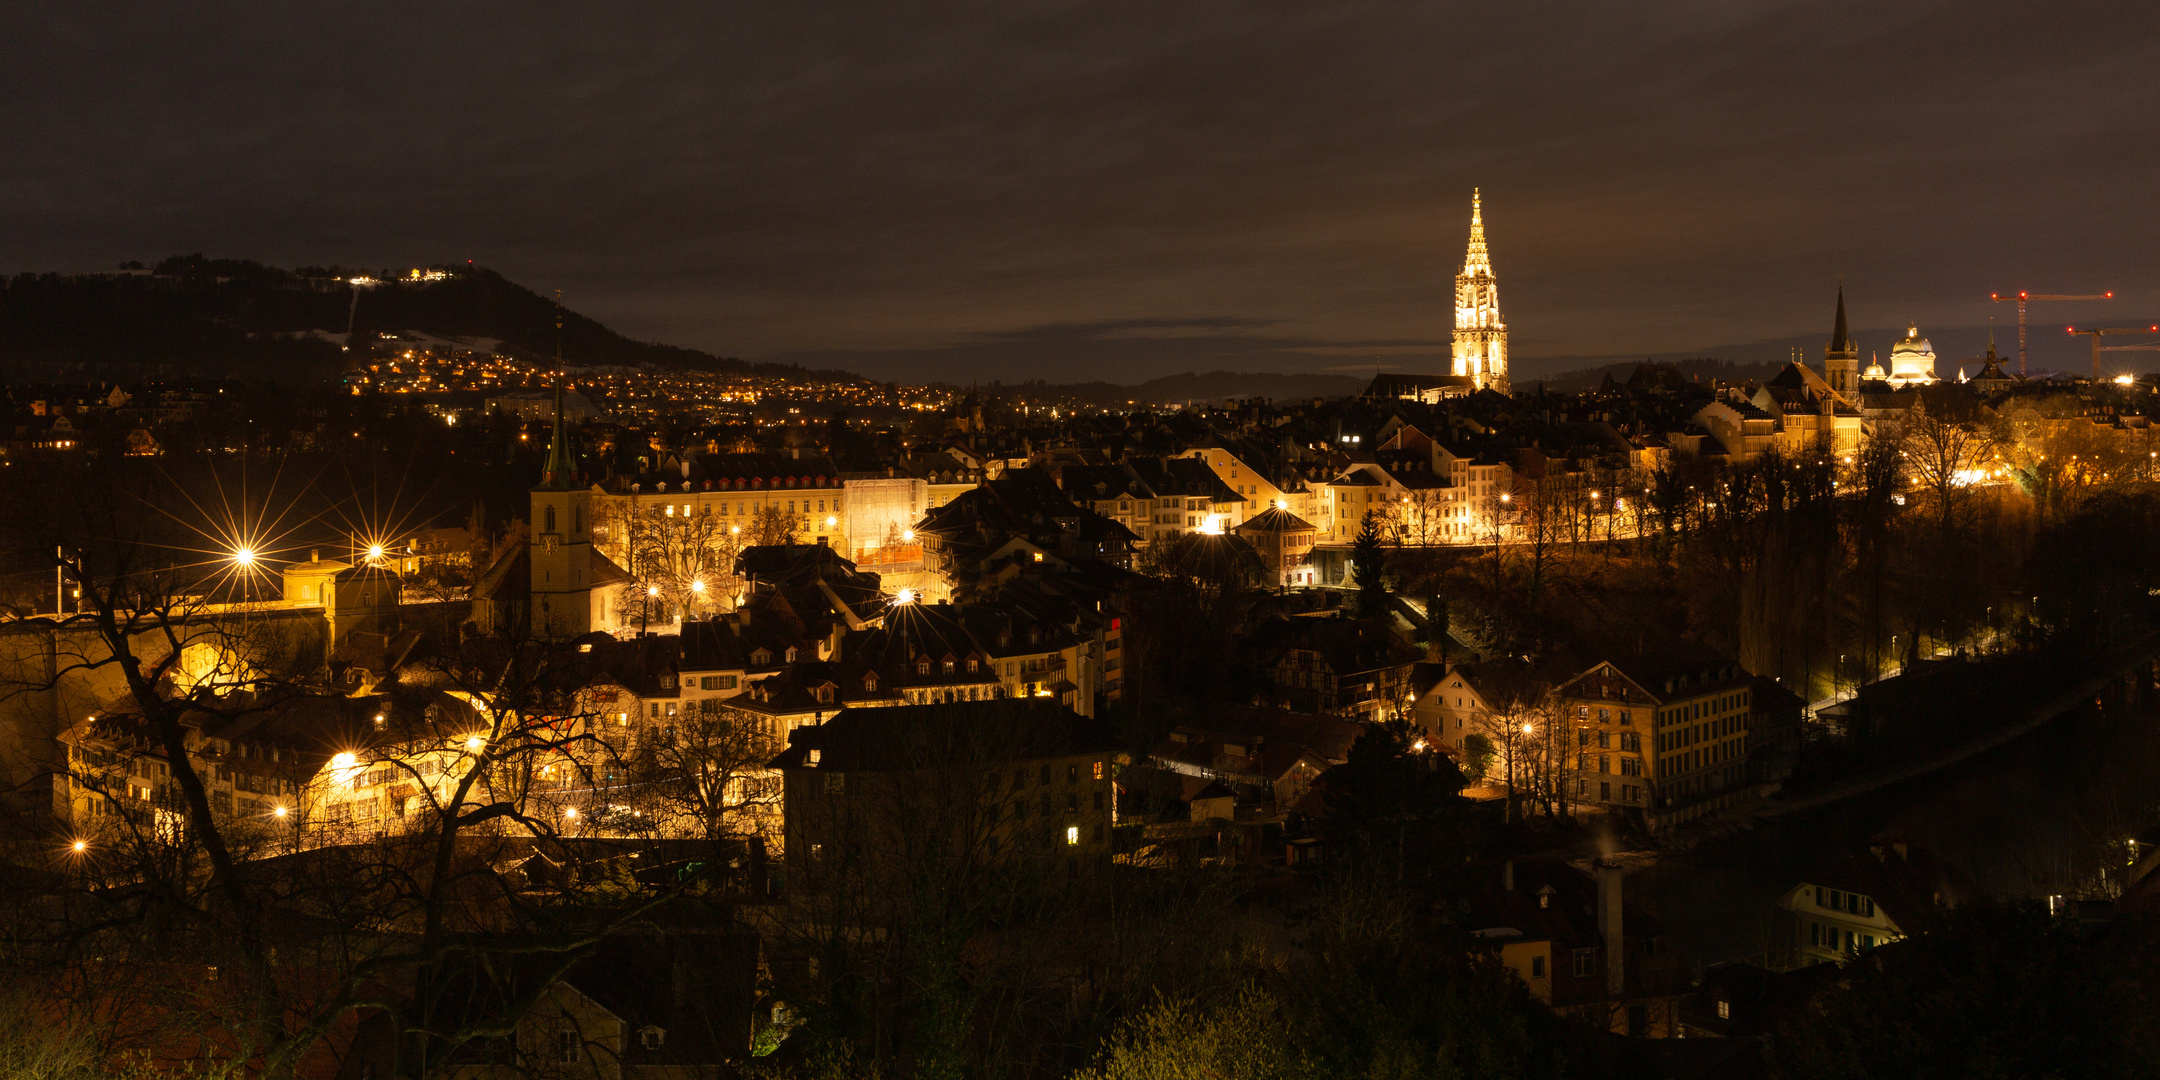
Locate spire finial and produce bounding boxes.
[538,292,577,490]
[1461,189,1492,276]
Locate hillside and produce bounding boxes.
[0,256,854,383]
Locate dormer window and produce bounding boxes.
[864,673,879,692]
[942,660,955,675]
[785,647,799,663]
[966,658,978,673]
[916,658,931,675]
[816,685,835,704]
[640,1026,666,1050]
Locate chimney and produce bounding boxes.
[1596,859,1625,997]
[1502,860,1514,891]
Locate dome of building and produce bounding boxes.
[1887,325,1937,385]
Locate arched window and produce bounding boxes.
[544,506,556,532]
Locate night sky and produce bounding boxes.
[7,3,2159,383]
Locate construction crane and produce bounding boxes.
[2067,324,2160,380]
[1990,291,2113,375]
[2090,340,2160,384]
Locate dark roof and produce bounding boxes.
[1798,843,1978,934]
[768,699,1120,771]
[1460,857,1667,953]
[1232,506,1317,534]
[1249,616,1419,676]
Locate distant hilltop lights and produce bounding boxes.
[347,268,450,286]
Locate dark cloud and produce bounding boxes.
[5,2,2159,382]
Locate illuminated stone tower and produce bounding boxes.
[1824,286,1860,395]
[1451,189,1509,394]
[530,381,593,640]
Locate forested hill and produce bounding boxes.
[0,256,854,383]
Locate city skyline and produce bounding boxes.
[6,4,2160,383]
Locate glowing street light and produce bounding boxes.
[273,805,288,818]
[464,735,485,751]
[232,547,257,567]
[690,578,707,594]
[365,543,386,561]
[893,588,917,605]
[648,586,661,597]
[71,839,87,854]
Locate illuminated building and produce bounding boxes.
[1452,189,1510,395]
[527,384,616,639]
[1884,325,1940,387]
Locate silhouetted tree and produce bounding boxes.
[1350,512,1388,618]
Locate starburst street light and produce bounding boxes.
[232,547,257,567]
[894,588,917,605]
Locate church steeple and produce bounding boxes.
[1823,285,1860,395]
[536,380,577,491]
[1462,188,1493,277]
[1451,189,1508,394]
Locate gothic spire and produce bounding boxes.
[1830,285,1853,354]
[535,293,578,491]
[1462,188,1492,277]
[537,379,577,490]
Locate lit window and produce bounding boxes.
[1065,825,1079,846]
[1716,1000,1730,1020]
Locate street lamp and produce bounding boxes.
[232,547,257,568]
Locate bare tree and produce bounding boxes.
[613,503,744,625]
[0,455,732,1079]
[746,503,801,547]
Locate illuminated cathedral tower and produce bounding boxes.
[1451,189,1509,394]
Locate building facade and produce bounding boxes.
[1555,656,1756,827]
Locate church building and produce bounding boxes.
[1452,189,1509,395]
[470,384,632,640]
